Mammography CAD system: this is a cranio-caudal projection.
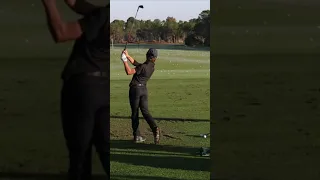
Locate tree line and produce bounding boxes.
[110,10,210,47]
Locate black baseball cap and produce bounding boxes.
[146,48,158,59]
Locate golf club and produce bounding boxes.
[124,5,144,50]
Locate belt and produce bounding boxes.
[64,72,108,82]
[130,83,145,87]
[86,72,108,77]
[68,71,108,81]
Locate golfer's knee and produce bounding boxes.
[141,109,150,115]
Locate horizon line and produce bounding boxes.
[110,9,210,22]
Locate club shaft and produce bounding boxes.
[129,7,139,34]
[124,7,140,50]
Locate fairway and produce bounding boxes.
[0,0,210,179]
[0,48,209,180]
[212,1,320,179]
[110,46,210,180]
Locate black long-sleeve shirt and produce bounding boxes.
[61,5,109,81]
[129,60,155,87]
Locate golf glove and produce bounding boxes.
[120,53,127,62]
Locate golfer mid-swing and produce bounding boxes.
[121,49,161,144]
[42,0,109,179]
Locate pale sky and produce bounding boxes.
[110,0,210,22]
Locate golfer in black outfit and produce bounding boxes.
[121,49,161,144]
[42,0,109,179]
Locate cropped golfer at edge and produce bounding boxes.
[121,49,161,144]
[41,0,109,179]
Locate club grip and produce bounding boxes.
[124,42,128,50]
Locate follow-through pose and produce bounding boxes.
[121,49,161,144]
[41,0,109,179]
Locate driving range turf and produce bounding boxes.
[212,1,320,179]
[0,1,210,179]
[0,46,210,180]
[110,47,210,180]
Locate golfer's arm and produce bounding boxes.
[42,0,82,43]
[123,62,136,75]
[127,56,141,66]
[126,56,135,64]
[65,0,98,15]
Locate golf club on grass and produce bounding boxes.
[124,5,144,50]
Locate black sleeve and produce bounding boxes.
[73,1,99,16]
[78,6,108,41]
[132,60,141,66]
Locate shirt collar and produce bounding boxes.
[146,60,155,66]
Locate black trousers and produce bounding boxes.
[129,86,157,137]
[61,75,110,180]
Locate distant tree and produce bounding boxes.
[110,20,125,43]
[186,10,210,46]
[110,9,210,46]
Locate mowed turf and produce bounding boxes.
[212,1,320,179]
[110,47,210,180]
[212,54,320,180]
[0,1,210,180]
[0,47,210,180]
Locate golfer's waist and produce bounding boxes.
[77,71,108,77]
[130,83,146,87]
[66,71,108,80]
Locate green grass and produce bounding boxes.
[110,47,210,180]
[0,0,210,179]
[211,54,320,180]
[212,0,320,55]
[0,47,210,180]
[212,1,320,179]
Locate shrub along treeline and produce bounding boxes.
[110,10,210,47]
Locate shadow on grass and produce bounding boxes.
[111,174,187,180]
[110,116,209,122]
[111,153,209,171]
[0,172,105,180]
[185,134,210,138]
[111,140,199,154]
[112,149,187,156]
[0,172,185,180]
[111,140,209,172]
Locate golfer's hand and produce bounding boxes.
[122,50,129,57]
[120,52,128,62]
